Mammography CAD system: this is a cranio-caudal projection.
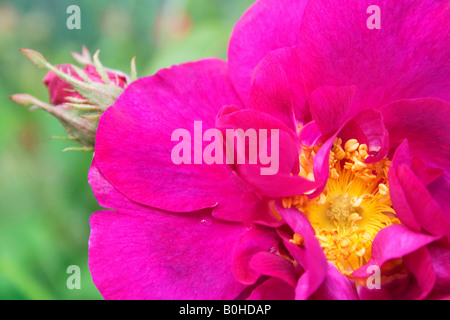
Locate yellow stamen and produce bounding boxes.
[285,138,400,277]
[290,233,304,246]
[344,139,360,153]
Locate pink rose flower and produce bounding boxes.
[88,0,450,299]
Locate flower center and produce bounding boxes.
[284,138,400,276]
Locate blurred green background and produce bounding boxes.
[0,0,254,299]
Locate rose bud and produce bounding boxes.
[43,63,129,106]
[11,47,136,151]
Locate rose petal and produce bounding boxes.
[249,251,297,288]
[276,202,328,299]
[428,244,450,291]
[88,160,145,211]
[247,277,296,300]
[309,86,356,137]
[228,0,308,102]
[396,164,450,237]
[403,247,436,300]
[353,225,438,279]
[89,209,246,300]
[381,98,450,172]
[311,264,359,300]
[248,47,310,128]
[94,58,261,222]
[296,1,450,108]
[231,226,280,285]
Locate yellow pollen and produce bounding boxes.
[284,138,400,277]
[289,233,304,246]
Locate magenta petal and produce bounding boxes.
[247,277,295,300]
[248,50,296,132]
[309,86,356,137]
[359,247,437,300]
[216,108,320,197]
[338,108,389,164]
[357,270,422,300]
[411,158,444,187]
[395,164,450,237]
[311,264,359,300]
[215,108,299,175]
[231,227,280,285]
[390,141,450,237]
[388,140,421,230]
[276,203,328,299]
[94,59,261,221]
[403,247,436,300]
[428,173,450,223]
[428,244,450,291]
[249,252,297,288]
[310,134,337,197]
[389,163,422,232]
[381,98,450,172]
[299,121,321,148]
[296,1,450,107]
[248,47,310,127]
[88,160,146,211]
[353,225,438,279]
[237,167,319,198]
[228,0,308,102]
[388,140,448,233]
[89,209,246,300]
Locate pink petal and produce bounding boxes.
[311,264,359,300]
[237,167,319,198]
[231,226,280,285]
[248,47,310,128]
[358,247,438,300]
[89,209,246,300]
[403,247,436,300]
[411,157,444,187]
[299,121,322,148]
[249,252,297,288]
[228,0,308,102]
[215,108,299,175]
[338,108,389,164]
[428,244,450,291]
[309,86,356,137]
[247,277,295,300]
[276,202,328,299]
[389,140,450,235]
[395,164,450,237]
[296,1,450,108]
[353,225,438,278]
[388,141,421,231]
[308,134,337,198]
[427,173,450,224]
[88,160,145,211]
[357,271,419,300]
[381,98,450,172]
[94,59,260,222]
[247,51,295,131]
[216,108,319,198]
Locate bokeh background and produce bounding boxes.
[0,0,254,299]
